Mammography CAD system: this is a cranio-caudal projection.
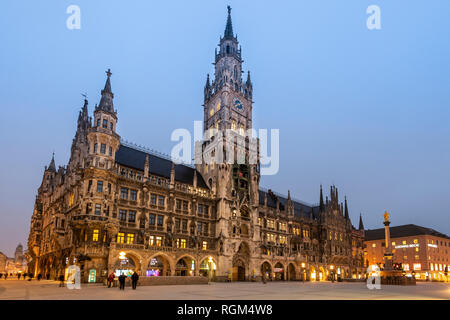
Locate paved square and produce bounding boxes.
[0,280,449,300]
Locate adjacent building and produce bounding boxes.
[26,7,365,283]
[364,224,450,281]
[0,244,27,275]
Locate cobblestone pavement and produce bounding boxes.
[0,279,448,300]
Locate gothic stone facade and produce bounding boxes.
[27,8,365,283]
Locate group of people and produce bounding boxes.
[107,272,139,290]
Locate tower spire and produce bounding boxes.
[319,185,325,212]
[224,5,234,39]
[359,213,364,230]
[344,196,349,220]
[97,68,115,113]
[48,152,56,172]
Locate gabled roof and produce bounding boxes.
[115,145,209,189]
[258,189,319,219]
[365,224,450,241]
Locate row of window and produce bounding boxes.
[93,143,113,156]
[96,117,114,131]
[329,231,344,242]
[266,233,287,244]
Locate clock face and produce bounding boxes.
[234,99,243,111]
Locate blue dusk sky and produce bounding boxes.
[0,1,449,256]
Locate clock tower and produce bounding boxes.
[198,6,261,281]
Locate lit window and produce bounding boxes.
[156,236,162,247]
[126,233,134,244]
[209,108,214,117]
[372,243,376,248]
[413,239,418,244]
[149,236,155,246]
[180,239,186,248]
[231,120,236,131]
[402,240,406,245]
[239,124,244,135]
[415,255,419,260]
[93,229,99,242]
[202,241,208,250]
[117,233,124,243]
[216,101,221,111]
[403,264,410,271]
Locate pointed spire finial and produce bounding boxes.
[224,5,234,38]
[106,68,112,78]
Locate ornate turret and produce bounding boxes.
[87,69,121,169]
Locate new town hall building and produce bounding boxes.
[27,7,365,283]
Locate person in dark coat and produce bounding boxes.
[4,273,7,280]
[131,272,139,290]
[37,273,42,281]
[58,274,65,287]
[0,273,3,279]
[118,274,126,290]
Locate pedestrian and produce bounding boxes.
[0,273,3,279]
[4,273,7,280]
[118,273,126,290]
[131,272,139,290]
[46,273,50,280]
[262,273,266,284]
[37,273,42,281]
[107,273,115,288]
[58,274,65,287]
[17,273,21,280]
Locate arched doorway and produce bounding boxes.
[232,242,250,281]
[310,266,317,281]
[274,262,285,281]
[261,262,272,280]
[232,259,246,281]
[176,257,195,276]
[288,263,296,281]
[199,257,216,279]
[114,255,136,277]
[318,266,326,281]
[147,255,171,277]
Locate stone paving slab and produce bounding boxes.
[0,280,448,300]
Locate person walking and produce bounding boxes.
[0,273,3,279]
[107,273,115,288]
[4,273,7,280]
[37,273,42,281]
[58,274,65,287]
[262,272,266,284]
[17,273,21,280]
[118,274,126,290]
[131,272,139,290]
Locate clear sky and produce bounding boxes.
[0,0,449,256]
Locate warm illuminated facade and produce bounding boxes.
[26,7,365,283]
[364,224,450,281]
